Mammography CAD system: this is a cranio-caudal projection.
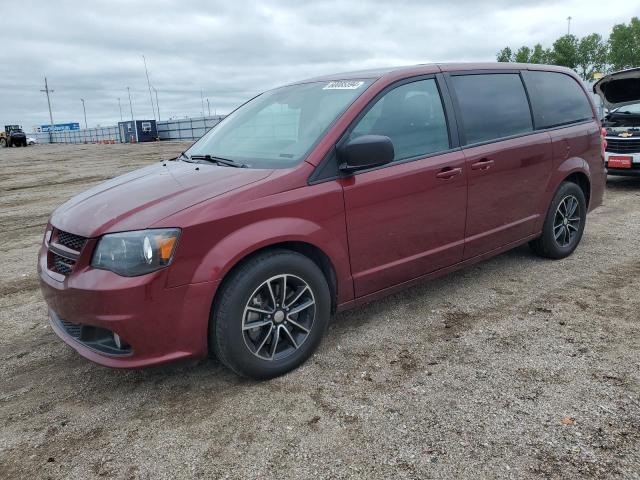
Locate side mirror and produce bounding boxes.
[338,135,394,173]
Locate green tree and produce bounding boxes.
[529,44,551,64]
[609,16,640,70]
[514,46,532,63]
[550,34,580,69]
[495,17,640,74]
[577,33,608,81]
[496,47,513,62]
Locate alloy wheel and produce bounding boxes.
[242,274,316,361]
[553,195,581,247]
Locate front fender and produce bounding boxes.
[187,217,354,304]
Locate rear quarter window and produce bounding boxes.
[523,71,593,129]
[450,73,533,145]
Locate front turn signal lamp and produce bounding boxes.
[91,228,181,277]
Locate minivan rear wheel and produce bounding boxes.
[210,249,330,379]
[529,181,586,259]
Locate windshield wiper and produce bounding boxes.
[189,154,248,168]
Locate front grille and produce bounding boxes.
[606,138,640,154]
[57,230,87,252]
[47,229,86,276]
[52,253,75,275]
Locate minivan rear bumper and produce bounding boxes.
[38,244,217,368]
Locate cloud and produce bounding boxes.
[0,0,633,130]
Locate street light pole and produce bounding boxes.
[152,86,160,121]
[118,97,123,121]
[567,16,572,35]
[200,89,205,117]
[127,86,134,121]
[81,98,87,129]
[207,98,211,117]
[142,55,156,122]
[40,77,55,143]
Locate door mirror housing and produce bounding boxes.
[338,135,394,173]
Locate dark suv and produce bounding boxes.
[39,63,605,378]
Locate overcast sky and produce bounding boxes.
[1,0,636,131]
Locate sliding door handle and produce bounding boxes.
[471,158,494,170]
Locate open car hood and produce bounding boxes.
[593,68,640,110]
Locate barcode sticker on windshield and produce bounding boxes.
[323,81,365,90]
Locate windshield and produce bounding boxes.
[186,79,373,168]
[612,103,640,114]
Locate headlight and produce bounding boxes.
[91,229,180,277]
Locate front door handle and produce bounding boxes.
[436,167,463,179]
[471,158,495,170]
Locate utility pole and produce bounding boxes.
[152,86,160,121]
[118,97,123,121]
[81,98,87,129]
[206,98,211,117]
[40,77,55,143]
[126,86,134,121]
[567,16,572,35]
[142,55,156,122]
[200,89,205,117]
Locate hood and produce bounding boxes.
[593,68,640,110]
[51,160,274,237]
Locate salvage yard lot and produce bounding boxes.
[0,143,639,479]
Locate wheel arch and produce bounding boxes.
[212,240,339,315]
[562,171,591,209]
[536,158,592,232]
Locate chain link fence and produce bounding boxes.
[157,116,225,141]
[35,126,119,144]
[34,116,225,144]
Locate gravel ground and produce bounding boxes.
[0,143,639,479]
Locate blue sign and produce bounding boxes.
[40,123,80,132]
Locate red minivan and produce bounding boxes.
[39,63,605,378]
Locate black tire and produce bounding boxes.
[529,181,587,259]
[0,138,6,148]
[210,249,331,379]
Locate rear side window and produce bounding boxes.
[349,79,449,161]
[523,71,593,128]
[450,73,533,145]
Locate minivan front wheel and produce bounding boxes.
[530,181,587,259]
[210,249,330,379]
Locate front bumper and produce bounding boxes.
[606,167,640,177]
[604,149,640,176]
[38,242,218,368]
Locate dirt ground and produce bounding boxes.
[0,142,638,479]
